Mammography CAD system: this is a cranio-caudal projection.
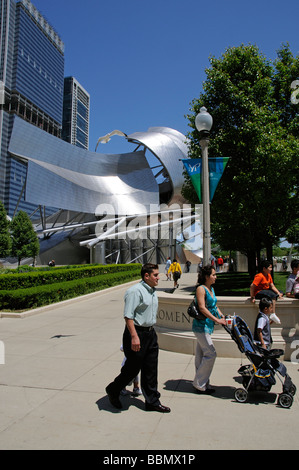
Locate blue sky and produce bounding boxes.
[32,0,298,155]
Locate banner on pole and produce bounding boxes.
[208,157,230,201]
[182,157,229,202]
[182,158,202,203]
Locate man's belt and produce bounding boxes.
[134,324,154,331]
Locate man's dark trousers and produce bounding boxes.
[107,326,161,405]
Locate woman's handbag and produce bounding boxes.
[187,300,206,320]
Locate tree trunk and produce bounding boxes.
[247,250,256,279]
[266,239,274,281]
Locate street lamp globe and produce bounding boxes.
[195,107,213,134]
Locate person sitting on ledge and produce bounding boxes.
[286,259,299,299]
[250,260,283,313]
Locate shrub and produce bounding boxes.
[0,264,141,290]
[0,264,141,310]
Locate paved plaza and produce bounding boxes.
[0,273,298,450]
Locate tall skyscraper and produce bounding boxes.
[62,76,90,150]
[0,0,64,216]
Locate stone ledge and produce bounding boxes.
[156,326,287,360]
[157,292,299,361]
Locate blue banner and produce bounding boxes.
[182,159,202,203]
[208,157,229,201]
[182,157,229,202]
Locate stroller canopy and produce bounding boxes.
[231,316,257,355]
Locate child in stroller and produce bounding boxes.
[224,314,296,408]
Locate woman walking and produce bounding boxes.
[192,265,226,394]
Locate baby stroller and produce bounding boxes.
[224,315,297,408]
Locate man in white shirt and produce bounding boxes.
[105,263,171,413]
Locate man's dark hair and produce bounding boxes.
[141,263,159,280]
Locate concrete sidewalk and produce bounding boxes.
[0,276,298,450]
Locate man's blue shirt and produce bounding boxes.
[124,281,158,327]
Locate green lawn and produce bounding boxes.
[214,272,289,296]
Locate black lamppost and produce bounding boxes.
[195,107,213,266]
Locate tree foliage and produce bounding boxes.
[184,44,299,276]
[0,201,11,258]
[11,211,39,265]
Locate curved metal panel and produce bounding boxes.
[127,127,189,204]
[8,117,159,215]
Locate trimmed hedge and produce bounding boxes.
[0,264,141,290]
[0,268,141,310]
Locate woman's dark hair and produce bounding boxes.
[197,264,215,285]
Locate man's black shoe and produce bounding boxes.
[106,386,122,409]
[145,403,171,413]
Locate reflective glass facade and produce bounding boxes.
[13,4,64,123]
[62,77,90,149]
[0,0,65,217]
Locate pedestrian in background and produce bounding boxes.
[168,258,182,289]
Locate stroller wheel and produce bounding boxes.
[289,384,297,396]
[234,388,248,403]
[277,393,293,409]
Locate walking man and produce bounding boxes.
[105,263,171,413]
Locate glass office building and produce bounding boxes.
[62,77,90,150]
[0,0,64,217]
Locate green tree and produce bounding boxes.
[11,211,39,265]
[272,43,299,136]
[184,44,299,277]
[0,201,11,258]
[285,219,299,255]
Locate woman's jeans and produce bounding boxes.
[193,331,217,391]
